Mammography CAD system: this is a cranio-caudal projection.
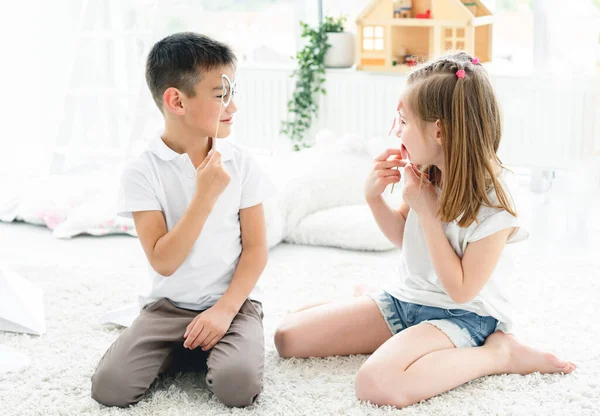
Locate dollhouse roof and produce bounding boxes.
[356,0,384,23]
[357,0,492,26]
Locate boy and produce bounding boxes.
[91,32,274,408]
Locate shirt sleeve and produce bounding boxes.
[466,207,529,244]
[239,151,277,209]
[117,165,162,218]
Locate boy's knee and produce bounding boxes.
[207,360,263,407]
[91,365,145,408]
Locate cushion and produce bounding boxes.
[0,175,105,229]
[52,188,137,239]
[287,204,396,251]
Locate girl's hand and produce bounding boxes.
[365,148,407,202]
[401,163,438,219]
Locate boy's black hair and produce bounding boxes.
[145,32,236,111]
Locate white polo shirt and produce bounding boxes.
[117,136,276,311]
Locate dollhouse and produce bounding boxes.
[356,0,494,72]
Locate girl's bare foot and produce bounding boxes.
[486,331,576,375]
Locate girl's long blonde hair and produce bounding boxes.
[405,52,516,227]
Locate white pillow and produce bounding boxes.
[53,177,284,248]
[287,204,396,251]
[10,175,104,229]
[278,148,372,237]
[263,196,284,249]
[0,178,23,222]
[52,187,136,239]
[253,131,405,250]
[249,152,285,249]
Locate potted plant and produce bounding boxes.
[280,16,348,150]
[324,18,355,68]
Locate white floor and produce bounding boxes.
[0,173,599,416]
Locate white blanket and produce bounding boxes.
[0,132,396,251]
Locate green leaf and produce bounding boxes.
[280,15,350,150]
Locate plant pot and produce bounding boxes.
[324,32,355,68]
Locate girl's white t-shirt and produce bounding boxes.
[385,176,528,333]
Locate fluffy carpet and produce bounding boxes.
[0,221,598,416]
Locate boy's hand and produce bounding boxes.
[195,150,230,205]
[183,304,236,351]
[365,148,407,202]
[401,163,437,219]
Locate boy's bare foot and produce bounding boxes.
[486,331,576,375]
[353,283,379,297]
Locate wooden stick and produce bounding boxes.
[391,166,399,193]
[212,97,223,151]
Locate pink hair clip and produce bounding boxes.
[456,69,466,79]
[471,57,480,65]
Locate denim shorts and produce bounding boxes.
[368,291,498,348]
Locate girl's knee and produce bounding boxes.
[355,363,414,408]
[355,364,386,405]
[274,320,298,358]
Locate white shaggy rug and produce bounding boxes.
[0,221,598,416]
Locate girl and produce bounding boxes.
[274,52,575,408]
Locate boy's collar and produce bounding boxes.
[150,136,233,162]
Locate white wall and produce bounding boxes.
[0,0,77,177]
[1,1,598,179]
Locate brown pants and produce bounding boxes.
[91,298,264,408]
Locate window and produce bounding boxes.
[162,0,296,65]
[442,27,466,51]
[45,0,300,174]
[363,26,384,51]
[322,0,365,33]
[486,0,535,69]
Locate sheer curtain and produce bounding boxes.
[1,0,77,177]
[1,0,300,179]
